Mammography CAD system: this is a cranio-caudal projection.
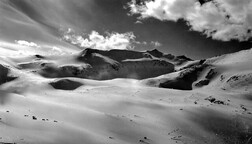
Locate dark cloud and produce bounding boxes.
[128,0,252,41]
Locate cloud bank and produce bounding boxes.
[62,29,137,50]
[151,41,162,47]
[15,40,40,48]
[128,0,252,41]
[13,40,69,55]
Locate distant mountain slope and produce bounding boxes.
[1,48,189,80]
[141,48,252,92]
[37,48,178,80]
[2,45,252,92]
[3,45,252,92]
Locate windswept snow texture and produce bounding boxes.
[0,45,252,144]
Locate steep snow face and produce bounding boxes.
[222,72,252,91]
[206,48,252,65]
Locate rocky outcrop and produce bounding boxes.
[0,64,17,85]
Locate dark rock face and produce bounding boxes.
[34,54,44,59]
[195,68,217,88]
[173,55,193,65]
[205,68,217,79]
[146,49,163,58]
[49,79,83,90]
[0,64,17,85]
[198,0,213,5]
[159,65,206,90]
[195,79,210,87]
[32,116,37,120]
[176,55,193,61]
[205,96,226,105]
[163,54,175,60]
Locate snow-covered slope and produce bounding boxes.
[0,47,252,144]
[141,48,252,94]
[11,48,182,80]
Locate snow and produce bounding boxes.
[0,44,252,144]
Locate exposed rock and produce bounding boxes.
[146,49,163,58]
[195,79,210,87]
[205,96,226,105]
[49,79,83,90]
[34,54,44,59]
[205,68,217,79]
[32,116,37,120]
[176,55,193,61]
[0,65,17,85]
[159,65,206,90]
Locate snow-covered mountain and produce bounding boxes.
[1,47,193,81]
[142,48,252,93]
[1,46,252,93]
[0,47,252,144]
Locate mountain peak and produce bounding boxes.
[78,48,98,59]
[146,49,164,58]
[176,55,193,61]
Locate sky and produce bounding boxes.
[0,0,251,59]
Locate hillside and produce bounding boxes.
[3,48,193,80]
[141,48,252,93]
[0,46,252,144]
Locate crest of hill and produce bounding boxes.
[78,48,192,64]
[37,48,191,80]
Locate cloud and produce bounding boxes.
[62,29,136,50]
[15,40,40,48]
[151,41,162,47]
[13,40,69,55]
[128,0,252,41]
